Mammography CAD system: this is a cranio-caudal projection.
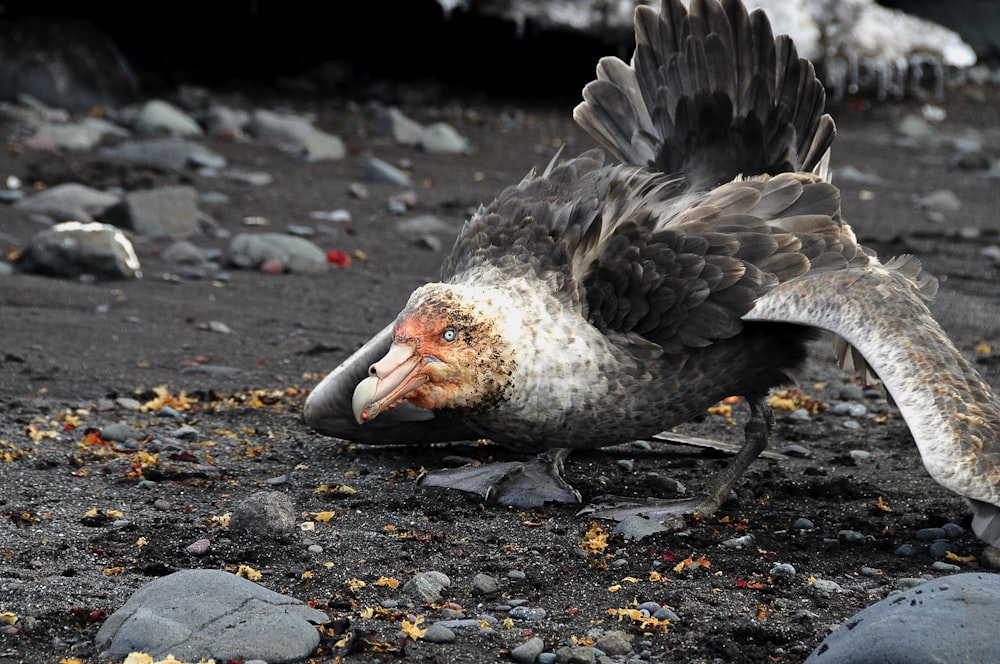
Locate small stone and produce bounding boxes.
[928,540,952,559]
[228,491,296,537]
[811,579,844,594]
[770,563,796,580]
[472,573,500,596]
[419,122,469,154]
[509,606,546,622]
[421,623,455,643]
[653,607,680,622]
[511,636,545,664]
[186,538,211,556]
[365,157,411,185]
[402,572,446,603]
[915,527,947,542]
[980,545,1000,570]
[838,530,864,543]
[931,561,961,573]
[941,523,965,539]
[596,630,632,656]
[838,384,865,400]
[895,543,920,557]
[792,518,815,530]
[780,443,811,456]
[722,534,754,549]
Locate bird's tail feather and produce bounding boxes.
[573,0,835,189]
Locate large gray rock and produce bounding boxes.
[806,573,1000,663]
[96,569,328,662]
[15,221,141,280]
[14,182,120,223]
[102,185,201,239]
[227,233,329,274]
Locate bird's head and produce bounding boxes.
[352,283,514,424]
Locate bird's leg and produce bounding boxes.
[417,447,582,509]
[590,395,773,525]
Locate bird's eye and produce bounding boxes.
[442,327,458,342]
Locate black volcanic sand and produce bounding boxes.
[1,82,999,663]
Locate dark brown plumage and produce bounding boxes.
[304,0,1000,545]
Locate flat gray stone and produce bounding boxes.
[806,573,1000,663]
[103,186,201,239]
[96,569,328,662]
[99,138,227,172]
[227,232,329,274]
[14,182,120,222]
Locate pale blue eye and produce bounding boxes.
[442,327,458,342]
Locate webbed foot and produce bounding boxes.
[417,448,581,508]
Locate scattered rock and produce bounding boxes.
[419,122,469,154]
[99,138,227,171]
[15,221,141,279]
[103,185,201,238]
[511,636,545,664]
[249,109,345,160]
[372,107,423,146]
[227,232,329,274]
[228,491,296,537]
[806,573,1000,663]
[421,623,457,643]
[95,568,327,662]
[14,182,120,222]
[135,99,203,137]
[365,156,412,185]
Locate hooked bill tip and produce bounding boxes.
[352,375,380,425]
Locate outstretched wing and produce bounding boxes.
[577,171,857,352]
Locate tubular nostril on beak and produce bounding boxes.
[368,364,378,377]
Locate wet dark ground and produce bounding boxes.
[1,77,999,662]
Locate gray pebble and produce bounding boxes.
[931,561,961,573]
[402,572,448,603]
[788,408,812,422]
[811,579,844,594]
[509,606,546,622]
[722,534,754,549]
[915,527,946,542]
[471,573,500,596]
[894,544,919,557]
[838,529,864,543]
[228,491,296,537]
[185,538,211,556]
[942,523,965,539]
[596,630,632,656]
[420,623,456,644]
[928,540,952,559]
[507,569,526,581]
[979,545,1000,569]
[365,156,411,185]
[792,518,814,530]
[537,653,557,664]
[842,420,861,430]
[779,443,811,457]
[770,563,796,580]
[511,636,545,664]
[838,384,864,400]
[653,606,680,622]
[859,566,880,577]
[848,450,873,462]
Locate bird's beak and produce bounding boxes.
[352,341,429,424]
